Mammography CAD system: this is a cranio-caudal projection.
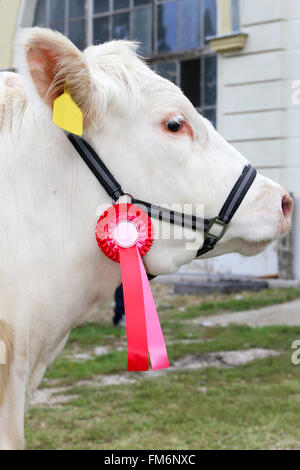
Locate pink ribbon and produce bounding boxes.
[119,244,169,371]
[138,251,169,370]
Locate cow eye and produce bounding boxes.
[166,116,184,132]
[167,121,182,132]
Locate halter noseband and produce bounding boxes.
[67,133,257,259]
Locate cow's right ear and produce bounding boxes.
[15,27,97,126]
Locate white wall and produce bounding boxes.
[0,0,21,68]
[293,198,300,279]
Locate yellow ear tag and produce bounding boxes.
[53,88,83,136]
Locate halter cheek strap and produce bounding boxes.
[195,164,257,257]
[67,133,257,259]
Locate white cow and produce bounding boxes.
[0,28,293,449]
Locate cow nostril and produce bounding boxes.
[282,194,293,219]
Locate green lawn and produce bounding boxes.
[25,288,300,450]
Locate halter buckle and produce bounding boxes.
[114,192,133,205]
[205,217,227,242]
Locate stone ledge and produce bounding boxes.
[173,279,268,295]
[154,272,300,295]
[208,33,248,53]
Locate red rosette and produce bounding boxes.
[95,203,154,263]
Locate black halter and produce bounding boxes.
[67,133,257,258]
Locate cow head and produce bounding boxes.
[16,28,293,275]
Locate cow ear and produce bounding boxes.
[15,27,96,125]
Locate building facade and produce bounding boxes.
[0,0,299,279]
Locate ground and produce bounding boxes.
[25,286,300,450]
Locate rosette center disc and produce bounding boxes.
[113,220,139,248]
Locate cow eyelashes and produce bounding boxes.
[166,115,184,132]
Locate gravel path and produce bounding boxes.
[192,299,300,327]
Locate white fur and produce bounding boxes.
[0,28,290,449]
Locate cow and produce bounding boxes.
[0,27,293,449]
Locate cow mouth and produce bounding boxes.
[247,238,273,250]
[236,237,274,256]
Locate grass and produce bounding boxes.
[68,323,124,346]
[24,287,300,450]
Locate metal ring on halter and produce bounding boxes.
[115,193,134,204]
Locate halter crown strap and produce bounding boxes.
[67,133,256,259]
[67,134,124,201]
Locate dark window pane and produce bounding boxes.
[69,19,85,50]
[203,108,216,127]
[34,0,47,24]
[132,7,152,55]
[231,0,240,32]
[94,0,109,14]
[113,13,129,40]
[94,16,109,43]
[69,0,85,19]
[113,0,129,9]
[204,55,216,106]
[50,22,65,34]
[156,61,177,85]
[180,0,201,50]
[134,0,150,5]
[50,0,65,23]
[180,59,200,107]
[157,2,177,53]
[204,0,217,42]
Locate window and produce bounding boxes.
[155,55,217,127]
[90,0,216,53]
[33,0,87,50]
[93,0,153,55]
[33,0,217,125]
